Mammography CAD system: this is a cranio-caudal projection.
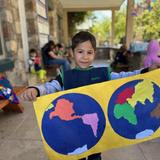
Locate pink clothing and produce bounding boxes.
[34,56,41,65]
[144,40,160,67]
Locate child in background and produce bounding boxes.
[111,44,129,72]
[28,48,42,72]
[34,52,42,71]
[20,31,160,160]
[113,44,128,65]
[55,43,73,64]
[55,43,66,56]
[144,39,160,68]
[28,48,46,82]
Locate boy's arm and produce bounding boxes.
[110,68,148,80]
[23,74,63,100]
[20,78,62,101]
[35,79,62,96]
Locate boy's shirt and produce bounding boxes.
[35,66,144,96]
[61,67,110,90]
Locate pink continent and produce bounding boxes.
[81,113,99,137]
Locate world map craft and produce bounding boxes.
[108,79,160,139]
[42,94,105,155]
[33,69,160,160]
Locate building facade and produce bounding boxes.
[0,0,136,85]
[0,0,64,85]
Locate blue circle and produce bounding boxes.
[42,93,106,155]
[108,79,160,139]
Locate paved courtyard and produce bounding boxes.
[0,60,160,160]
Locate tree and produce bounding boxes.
[68,12,90,37]
[134,1,160,41]
[114,10,126,44]
[90,10,126,45]
[90,17,111,45]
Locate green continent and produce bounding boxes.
[114,103,137,125]
[46,103,54,111]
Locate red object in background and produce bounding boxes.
[34,55,41,65]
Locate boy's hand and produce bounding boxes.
[20,88,38,101]
[149,63,160,71]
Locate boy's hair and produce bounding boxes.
[56,43,63,49]
[71,31,96,51]
[48,40,55,47]
[29,48,37,54]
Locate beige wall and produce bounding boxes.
[0,0,27,85]
[0,0,65,85]
[25,0,65,49]
[49,0,64,43]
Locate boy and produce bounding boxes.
[28,48,42,72]
[20,31,159,160]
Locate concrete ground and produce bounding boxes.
[0,60,160,160]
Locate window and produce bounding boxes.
[37,0,47,19]
[36,0,49,47]
[0,17,14,72]
[0,18,5,59]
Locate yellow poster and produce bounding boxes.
[33,69,160,160]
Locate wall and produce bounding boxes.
[0,0,65,85]
[25,0,65,49]
[0,0,27,85]
[48,0,64,43]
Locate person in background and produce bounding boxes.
[41,40,71,71]
[55,43,73,64]
[28,48,42,73]
[55,43,66,56]
[34,51,42,72]
[114,44,128,65]
[20,31,160,160]
[28,48,36,73]
[144,39,160,68]
[111,44,129,72]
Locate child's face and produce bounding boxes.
[31,52,36,57]
[73,40,95,68]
